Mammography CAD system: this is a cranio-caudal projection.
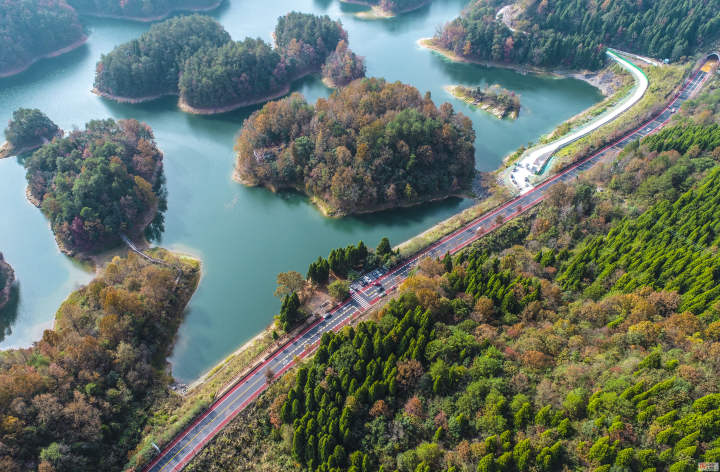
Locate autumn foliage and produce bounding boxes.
[235,78,476,216]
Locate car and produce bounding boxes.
[323,312,333,320]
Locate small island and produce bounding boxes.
[94,12,363,114]
[0,0,86,78]
[447,84,521,120]
[66,0,222,21]
[235,78,476,216]
[25,118,165,257]
[1,108,62,158]
[0,253,14,311]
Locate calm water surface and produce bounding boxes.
[0,0,601,381]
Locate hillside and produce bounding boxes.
[187,85,720,471]
[431,0,720,70]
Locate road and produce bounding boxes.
[511,50,649,190]
[144,66,709,472]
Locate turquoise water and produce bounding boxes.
[0,0,602,381]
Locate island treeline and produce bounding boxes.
[432,0,720,70]
[0,250,200,472]
[0,0,85,77]
[95,12,364,113]
[66,0,221,19]
[235,78,476,216]
[25,118,165,255]
[187,102,720,472]
[2,108,62,156]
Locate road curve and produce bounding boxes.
[511,50,649,190]
[144,66,709,472]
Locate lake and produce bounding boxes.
[0,0,602,381]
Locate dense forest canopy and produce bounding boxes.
[4,108,61,150]
[0,250,200,472]
[235,78,476,216]
[95,12,357,111]
[178,38,284,109]
[25,118,165,254]
[66,0,220,18]
[433,0,720,70]
[322,40,366,87]
[94,15,230,99]
[275,11,347,68]
[0,0,85,76]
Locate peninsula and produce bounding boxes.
[24,118,165,257]
[0,249,200,472]
[94,12,363,114]
[235,78,476,216]
[447,84,521,119]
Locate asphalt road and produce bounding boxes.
[144,67,708,472]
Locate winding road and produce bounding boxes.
[144,63,710,472]
[511,50,649,190]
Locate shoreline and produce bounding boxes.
[346,0,432,19]
[75,0,224,23]
[0,35,88,80]
[92,87,176,104]
[418,38,616,96]
[97,70,316,114]
[177,84,292,115]
[234,173,472,217]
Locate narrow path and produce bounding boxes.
[510,50,649,191]
[143,62,710,472]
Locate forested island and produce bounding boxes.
[428,0,720,71]
[448,84,520,119]
[186,86,720,472]
[0,253,14,311]
[1,108,62,158]
[0,249,200,472]
[235,78,476,216]
[25,118,165,256]
[66,0,222,21]
[94,12,363,114]
[0,0,86,78]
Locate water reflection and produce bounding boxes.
[0,285,20,344]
